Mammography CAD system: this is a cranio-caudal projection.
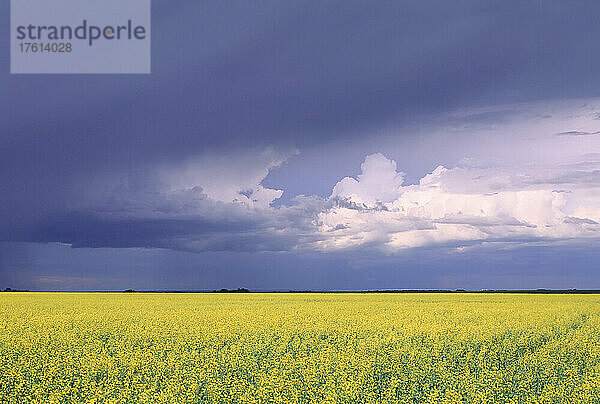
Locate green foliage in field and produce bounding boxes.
[1,293,600,403]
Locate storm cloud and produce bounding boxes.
[2,1,600,289]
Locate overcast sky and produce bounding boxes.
[2,1,600,290]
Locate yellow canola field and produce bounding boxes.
[1,293,600,403]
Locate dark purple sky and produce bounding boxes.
[2,1,600,290]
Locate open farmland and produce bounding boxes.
[1,293,600,403]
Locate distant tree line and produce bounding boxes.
[121,288,251,293]
[212,288,249,293]
[2,287,30,292]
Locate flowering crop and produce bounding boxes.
[1,293,600,403]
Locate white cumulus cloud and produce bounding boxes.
[331,153,405,205]
[315,153,600,252]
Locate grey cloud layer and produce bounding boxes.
[8,145,600,254]
[3,100,600,253]
[4,1,600,226]
[3,2,600,258]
